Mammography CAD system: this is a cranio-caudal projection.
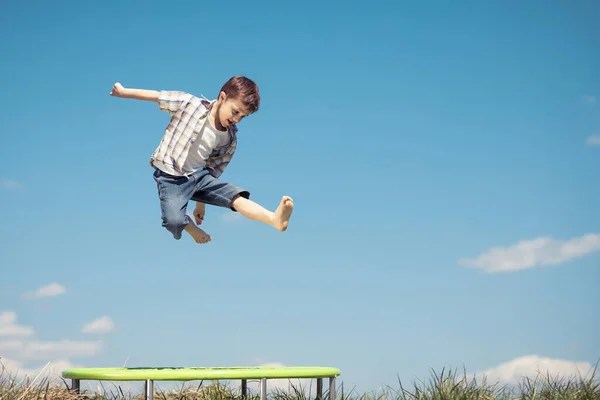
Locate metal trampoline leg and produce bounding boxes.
[71,379,80,393]
[329,376,336,400]
[145,379,154,400]
[316,378,323,400]
[260,377,267,400]
[242,379,247,400]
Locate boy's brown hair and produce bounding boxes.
[220,76,260,114]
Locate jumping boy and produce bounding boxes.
[109,76,294,244]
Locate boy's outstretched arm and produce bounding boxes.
[110,82,159,102]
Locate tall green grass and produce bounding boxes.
[1,360,598,400]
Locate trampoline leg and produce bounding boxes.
[260,377,267,400]
[329,376,336,400]
[145,379,154,400]
[242,379,247,400]
[316,378,323,400]
[71,379,80,393]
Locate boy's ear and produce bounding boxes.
[218,91,227,102]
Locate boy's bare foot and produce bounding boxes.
[271,196,294,231]
[185,223,212,244]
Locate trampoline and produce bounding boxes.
[62,366,340,400]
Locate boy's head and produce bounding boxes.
[213,76,260,129]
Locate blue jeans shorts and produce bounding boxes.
[153,167,250,240]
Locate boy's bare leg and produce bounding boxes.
[184,216,212,244]
[232,195,294,231]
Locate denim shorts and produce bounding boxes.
[153,167,250,239]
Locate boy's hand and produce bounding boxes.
[110,82,125,97]
[194,203,206,225]
[108,83,159,102]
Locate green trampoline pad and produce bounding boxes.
[62,366,341,381]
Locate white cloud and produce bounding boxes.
[0,339,25,352]
[0,338,102,360]
[459,233,600,273]
[0,311,104,389]
[0,356,79,381]
[469,355,596,384]
[221,211,244,222]
[0,311,35,337]
[23,283,66,299]
[585,134,600,146]
[82,316,115,334]
[1,180,23,190]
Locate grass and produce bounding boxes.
[1,361,599,400]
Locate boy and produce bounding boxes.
[109,76,293,244]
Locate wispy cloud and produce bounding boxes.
[0,311,103,382]
[0,356,80,381]
[468,355,596,384]
[82,316,115,334]
[0,311,35,337]
[583,95,597,104]
[23,283,66,299]
[1,180,23,190]
[459,233,600,273]
[0,338,102,360]
[221,212,243,222]
[585,134,600,146]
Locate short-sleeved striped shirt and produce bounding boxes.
[150,90,238,178]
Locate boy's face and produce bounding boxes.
[214,92,251,129]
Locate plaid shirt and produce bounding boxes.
[150,90,238,178]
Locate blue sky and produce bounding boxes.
[1,0,599,394]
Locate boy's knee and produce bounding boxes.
[162,213,189,239]
[230,191,250,211]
